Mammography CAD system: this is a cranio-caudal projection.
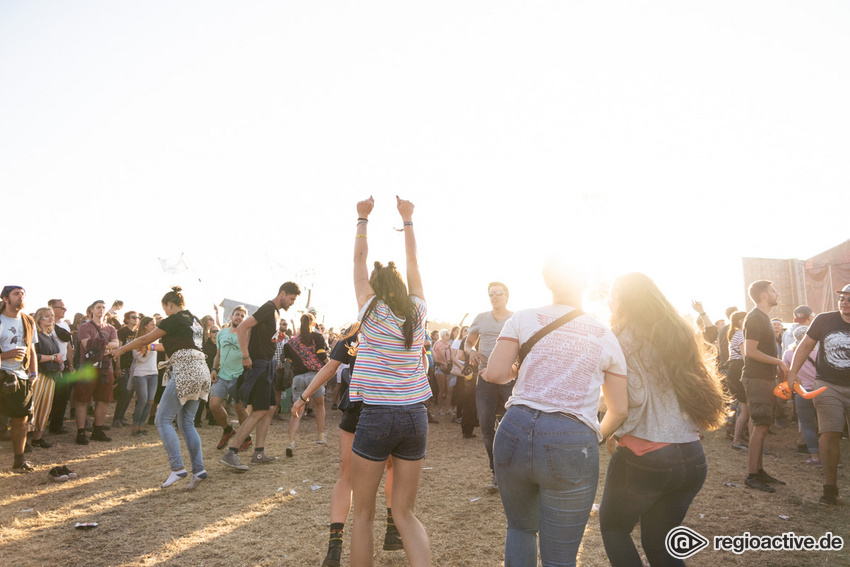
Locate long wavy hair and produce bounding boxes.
[610,272,727,431]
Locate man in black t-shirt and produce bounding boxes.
[788,283,850,506]
[220,282,301,471]
[741,280,788,493]
[113,311,139,427]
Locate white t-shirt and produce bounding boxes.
[498,305,627,441]
[0,313,37,380]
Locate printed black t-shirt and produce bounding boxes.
[807,311,850,386]
[742,307,777,380]
[117,326,136,368]
[248,301,280,361]
[157,310,203,357]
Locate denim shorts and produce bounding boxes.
[352,403,428,462]
[210,377,239,401]
[292,372,324,400]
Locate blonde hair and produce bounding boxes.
[34,306,55,334]
[611,273,728,431]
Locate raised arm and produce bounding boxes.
[112,328,166,357]
[397,196,424,300]
[354,197,376,310]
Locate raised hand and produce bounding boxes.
[396,195,414,221]
[357,196,375,218]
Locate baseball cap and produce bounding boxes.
[837,284,850,295]
[793,305,813,323]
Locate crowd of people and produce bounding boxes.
[2,198,849,567]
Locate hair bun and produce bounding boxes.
[171,286,183,293]
[373,261,383,270]
[387,261,396,270]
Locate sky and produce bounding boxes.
[1,1,848,328]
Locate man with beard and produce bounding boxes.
[788,284,850,506]
[220,282,301,471]
[113,310,140,427]
[211,305,250,450]
[741,280,788,493]
[74,300,119,445]
[0,285,38,472]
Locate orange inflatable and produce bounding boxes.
[774,382,793,400]
[793,382,827,399]
[774,381,827,400]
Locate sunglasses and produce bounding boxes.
[839,296,850,303]
[489,291,506,297]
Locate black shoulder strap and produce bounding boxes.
[517,309,584,368]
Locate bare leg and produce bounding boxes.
[733,403,749,445]
[228,407,267,449]
[350,454,387,567]
[314,395,326,438]
[748,423,768,474]
[820,431,842,486]
[209,396,229,429]
[93,401,107,426]
[254,406,275,449]
[389,457,430,567]
[10,417,28,456]
[330,430,355,523]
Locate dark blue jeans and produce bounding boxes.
[599,441,707,567]
[476,375,514,472]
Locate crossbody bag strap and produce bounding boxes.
[517,309,584,368]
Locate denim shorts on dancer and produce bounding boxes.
[209,377,239,401]
[352,403,428,462]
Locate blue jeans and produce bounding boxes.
[476,376,515,472]
[132,374,157,427]
[795,394,819,454]
[599,441,707,567]
[154,377,204,473]
[494,405,599,567]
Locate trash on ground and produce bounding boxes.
[75,522,98,530]
[470,497,481,502]
[311,484,322,491]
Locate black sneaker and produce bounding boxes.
[383,527,404,551]
[31,438,52,449]
[322,541,342,567]
[820,485,839,506]
[745,476,775,493]
[76,432,89,445]
[90,429,111,442]
[757,469,786,485]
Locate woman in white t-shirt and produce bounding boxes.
[484,255,629,567]
[130,317,164,436]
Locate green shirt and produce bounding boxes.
[216,327,243,381]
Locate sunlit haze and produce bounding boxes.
[2,2,848,327]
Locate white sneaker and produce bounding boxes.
[286,443,295,457]
[316,433,327,445]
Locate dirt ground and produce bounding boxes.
[1,401,848,567]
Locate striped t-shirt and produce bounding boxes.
[349,295,430,405]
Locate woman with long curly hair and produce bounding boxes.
[599,272,727,567]
[347,196,431,567]
[284,312,329,454]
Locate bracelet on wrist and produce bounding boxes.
[29,372,37,378]
[357,217,368,222]
[403,221,413,227]
[300,394,309,403]
[242,356,250,359]
[355,234,367,238]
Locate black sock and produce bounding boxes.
[747,473,758,479]
[13,453,23,467]
[387,508,397,531]
[229,447,238,454]
[77,428,86,435]
[329,522,344,544]
[255,447,264,453]
[223,425,233,434]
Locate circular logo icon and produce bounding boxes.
[665,526,709,560]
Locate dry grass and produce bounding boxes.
[1,404,849,567]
